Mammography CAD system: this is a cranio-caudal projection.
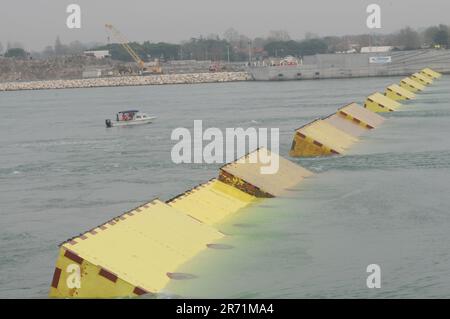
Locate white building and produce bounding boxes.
[83,50,110,59]
[361,46,393,53]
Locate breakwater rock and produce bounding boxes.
[0,72,252,92]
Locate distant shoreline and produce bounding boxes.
[0,72,252,92]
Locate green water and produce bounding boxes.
[0,76,449,298]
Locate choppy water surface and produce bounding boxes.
[0,76,449,298]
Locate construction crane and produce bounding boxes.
[105,23,162,75]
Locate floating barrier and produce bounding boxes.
[420,68,442,79]
[336,102,385,130]
[49,148,310,298]
[364,92,402,113]
[324,113,368,137]
[289,120,358,157]
[49,68,442,298]
[410,72,433,86]
[384,84,416,101]
[219,148,312,197]
[167,179,256,225]
[49,199,224,298]
[400,77,425,93]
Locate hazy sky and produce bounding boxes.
[0,0,449,50]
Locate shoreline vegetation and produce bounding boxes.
[0,72,252,92]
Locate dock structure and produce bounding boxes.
[249,50,450,81]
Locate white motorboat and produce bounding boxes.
[105,110,156,127]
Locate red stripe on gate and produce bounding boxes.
[64,250,83,264]
[133,286,148,296]
[99,268,118,283]
[313,140,323,147]
[51,267,62,288]
[187,214,203,224]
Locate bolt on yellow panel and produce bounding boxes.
[168,179,256,225]
[364,92,402,113]
[220,148,313,197]
[411,73,433,85]
[49,199,223,298]
[337,102,385,129]
[400,77,425,93]
[420,68,442,79]
[384,84,416,101]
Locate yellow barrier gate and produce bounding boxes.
[364,92,402,113]
[49,67,441,298]
[219,148,312,197]
[289,120,358,157]
[168,179,256,225]
[49,199,224,298]
[385,84,416,101]
[337,102,385,129]
[420,68,442,79]
[400,77,425,93]
[411,72,433,85]
[324,114,367,137]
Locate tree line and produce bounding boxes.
[1,25,449,61]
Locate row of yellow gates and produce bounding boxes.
[289,68,442,157]
[49,67,442,298]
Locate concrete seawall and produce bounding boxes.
[0,72,252,92]
[250,50,450,80]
